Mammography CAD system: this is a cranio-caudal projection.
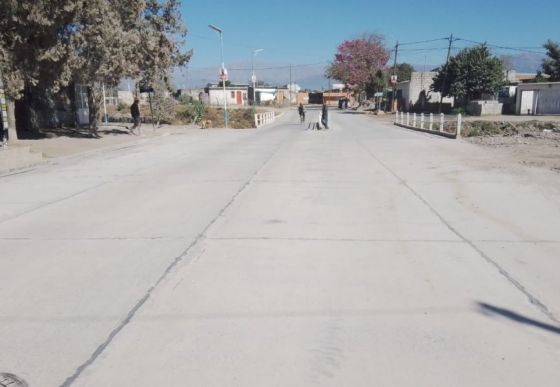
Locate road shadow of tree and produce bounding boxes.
[477,302,560,335]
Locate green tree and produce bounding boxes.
[432,44,504,104]
[0,0,190,133]
[542,40,560,81]
[394,63,414,82]
[151,76,177,127]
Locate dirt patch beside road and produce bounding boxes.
[463,120,560,172]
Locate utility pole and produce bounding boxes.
[439,33,454,113]
[391,41,399,112]
[209,24,228,128]
[289,64,292,106]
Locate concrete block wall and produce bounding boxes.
[466,100,503,116]
[397,72,454,111]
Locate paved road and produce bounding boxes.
[1,109,559,386]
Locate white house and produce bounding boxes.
[208,85,248,106]
[516,82,560,115]
[255,87,277,104]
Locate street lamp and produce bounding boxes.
[251,49,264,105]
[208,24,228,128]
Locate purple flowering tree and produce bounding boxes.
[326,34,390,95]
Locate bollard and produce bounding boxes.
[420,113,425,129]
[401,112,404,125]
[440,113,444,132]
[406,112,410,126]
[457,113,462,137]
[413,113,417,128]
[395,111,399,124]
[429,113,434,131]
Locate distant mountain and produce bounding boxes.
[507,53,546,73]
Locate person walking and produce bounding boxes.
[298,103,305,123]
[321,103,329,129]
[130,97,141,135]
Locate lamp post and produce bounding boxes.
[208,24,228,128]
[251,49,264,106]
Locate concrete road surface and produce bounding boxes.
[1,109,559,386]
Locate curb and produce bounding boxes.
[394,123,457,139]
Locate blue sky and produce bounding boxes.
[177,0,560,89]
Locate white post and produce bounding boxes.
[413,113,417,128]
[457,113,462,137]
[429,113,433,131]
[395,111,399,124]
[440,113,444,132]
[420,113,425,129]
[406,112,410,126]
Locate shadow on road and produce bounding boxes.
[477,302,560,335]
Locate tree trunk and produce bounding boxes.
[87,84,101,137]
[7,99,18,143]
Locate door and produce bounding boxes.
[236,91,242,105]
[520,90,534,115]
[536,88,560,115]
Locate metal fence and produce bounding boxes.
[394,111,463,138]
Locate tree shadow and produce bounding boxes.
[477,302,560,335]
[98,128,132,136]
[39,127,101,139]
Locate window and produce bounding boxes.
[231,91,235,98]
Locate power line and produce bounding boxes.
[398,37,449,46]
[228,62,328,71]
[455,38,547,55]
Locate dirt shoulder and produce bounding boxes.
[462,120,560,173]
[18,124,198,159]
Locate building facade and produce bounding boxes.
[207,86,249,106]
[516,82,560,115]
[395,72,454,112]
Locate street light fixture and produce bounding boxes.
[251,49,264,106]
[208,24,228,128]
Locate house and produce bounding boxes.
[177,88,206,102]
[323,91,352,107]
[297,91,309,105]
[516,82,560,115]
[506,70,549,84]
[254,87,277,104]
[207,85,249,106]
[395,72,454,112]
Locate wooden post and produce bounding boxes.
[429,113,434,131]
[457,113,462,137]
[413,113,417,128]
[440,113,444,132]
[420,113,425,129]
[406,112,410,126]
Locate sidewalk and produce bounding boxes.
[0,123,198,175]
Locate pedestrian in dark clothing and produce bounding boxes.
[321,103,329,129]
[130,97,141,135]
[298,103,305,123]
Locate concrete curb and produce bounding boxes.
[394,123,457,139]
